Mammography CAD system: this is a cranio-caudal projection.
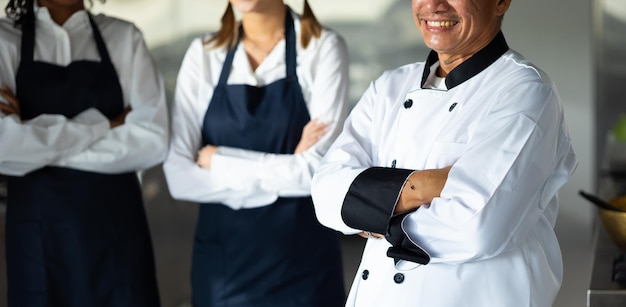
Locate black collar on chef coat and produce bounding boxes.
[420,31,510,90]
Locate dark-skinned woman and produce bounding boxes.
[0,0,168,306]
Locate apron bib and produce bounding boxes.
[5,13,159,307]
[193,11,345,307]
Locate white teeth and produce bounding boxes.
[427,21,457,28]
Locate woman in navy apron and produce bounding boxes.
[163,0,350,306]
[0,1,167,306]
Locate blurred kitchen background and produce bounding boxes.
[2,0,625,306]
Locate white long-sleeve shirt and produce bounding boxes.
[163,12,349,210]
[0,7,169,176]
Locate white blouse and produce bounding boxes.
[0,6,169,176]
[163,12,349,210]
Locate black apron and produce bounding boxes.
[5,13,160,307]
[194,11,345,307]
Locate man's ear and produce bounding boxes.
[496,0,512,17]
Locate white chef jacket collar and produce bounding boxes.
[421,31,509,90]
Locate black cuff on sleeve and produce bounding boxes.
[387,246,430,265]
[340,167,414,234]
[385,211,431,265]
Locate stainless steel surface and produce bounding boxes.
[588,223,626,306]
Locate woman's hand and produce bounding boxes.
[0,83,21,116]
[294,118,328,154]
[197,145,218,169]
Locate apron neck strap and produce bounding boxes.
[87,13,113,64]
[283,11,296,78]
[20,11,36,62]
[20,11,112,64]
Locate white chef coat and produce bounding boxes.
[163,11,349,210]
[0,6,168,176]
[312,34,578,306]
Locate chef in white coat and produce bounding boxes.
[311,0,578,306]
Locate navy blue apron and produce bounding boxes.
[5,13,160,307]
[194,11,345,307]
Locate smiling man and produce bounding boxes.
[311,0,578,306]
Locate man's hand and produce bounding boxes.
[0,83,20,116]
[395,166,452,214]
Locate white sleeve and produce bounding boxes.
[163,38,258,209]
[52,26,169,173]
[208,32,350,200]
[402,82,578,263]
[0,108,109,176]
[164,34,350,210]
[0,20,111,176]
[311,79,379,235]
